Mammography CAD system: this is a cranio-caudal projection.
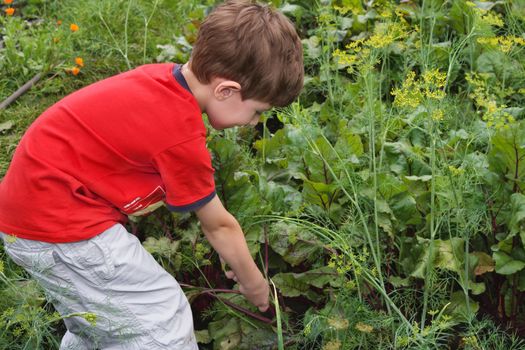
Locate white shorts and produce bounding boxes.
[1,224,198,350]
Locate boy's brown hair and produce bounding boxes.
[190,0,304,107]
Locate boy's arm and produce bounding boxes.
[195,194,269,312]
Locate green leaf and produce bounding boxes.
[0,121,14,133]
[302,179,339,208]
[471,252,495,276]
[509,193,525,244]
[383,141,431,176]
[469,282,486,295]
[272,272,319,301]
[210,138,265,225]
[488,121,525,190]
[302,35,321,59]
[389,276,410,287]
[334,131,363,161]
[208,317,241,350]
[269,222,322,267]
[449,291,479,321]
[238,327,277,349]
[376,173,408,200]
[280,3,304,22]
[435,238,465,274]
[195,329,211,344]
[390,192,421,226]
[260,180,302,215]
[493,251,525,275]
[142,237,180,258]
[410,240,437,279]
[272,267,341,302]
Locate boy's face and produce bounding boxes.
[205,80,271,130]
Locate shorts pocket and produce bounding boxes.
[57,237,116,283]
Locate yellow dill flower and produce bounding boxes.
[391,71,423,108]
[328,317,349,330]
[333,5,352,15]
[379,8,392,19]
[82,312,97,326]
[432,109,444,121]
[323,340,341,350]
[303,323,312,336]
[367,32,395,48]
[422,69,447,87]
[332,49,357,66]
[486,100,498,114]
[465,72,487,89]
[462,335,480,348]
[346,39,365,53]
[355,322,374,333]
[397,336,411,347]
[500,37,515,53]
[481,12,504,27]
[395,9,409,23]
[428,309,439,316]
[477,36,525,53]
[391,87,422,108]
[514,37,525,46]
[477,36,498,47]
[448,165,465,176]
[318,12,331,24]
[344,280,356,290]
[422,69,447,100]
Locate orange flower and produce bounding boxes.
[4,7,14,16]
[71,67,80,76]
[75,57,84,67]
[70,23,79,32]
[57,20,62,25]
[3,0,14,4]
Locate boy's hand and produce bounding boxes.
[221,256,269,311]
[196,196,269,312]
[238,277,270,312]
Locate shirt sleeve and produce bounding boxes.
[152,137,216,212]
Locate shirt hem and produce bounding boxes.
[0,220,122,243]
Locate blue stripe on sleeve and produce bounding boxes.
[166,190,216,212]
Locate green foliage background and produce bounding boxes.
[1,0,525,349]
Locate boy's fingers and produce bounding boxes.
[258,303,269,312]
[260,305,275,319]
[225,270,236,279]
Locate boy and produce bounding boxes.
[0,0,303,349]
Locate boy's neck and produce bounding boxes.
[180,62,209,113]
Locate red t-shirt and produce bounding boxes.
[0,63,215,242]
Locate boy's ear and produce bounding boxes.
[214,80,241,101]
